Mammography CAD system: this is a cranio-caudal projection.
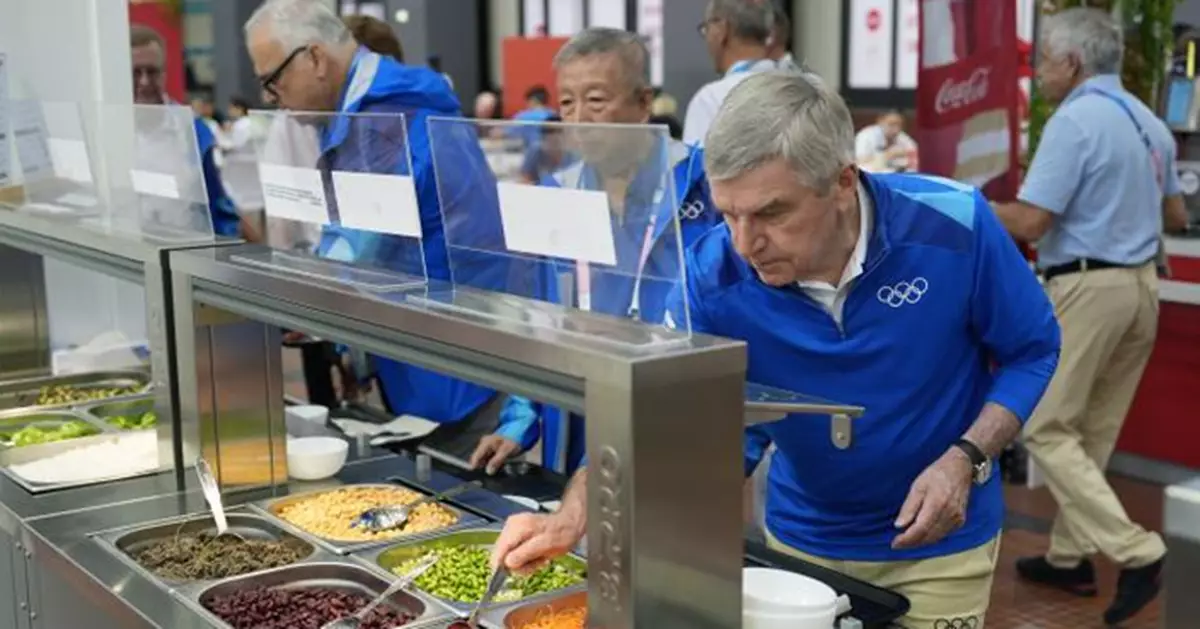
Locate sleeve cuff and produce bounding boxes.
[987,362,1058,424]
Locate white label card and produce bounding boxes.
[331,170,422,238]
[130,169,181,199]
[496,182,617,265]
[47,138,93,184]
[258,163,330,225]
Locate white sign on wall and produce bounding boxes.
[638,0,664,86]
[848,0,895,89]
[895,0,920,88]
[548,0,584,36]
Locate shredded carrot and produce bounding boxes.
[518,606,587,629]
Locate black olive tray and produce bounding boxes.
[744,538,910,629]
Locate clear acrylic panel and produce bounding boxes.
[9,100,103,217]
[234,109,427,291]
[98,103,216,242]
[422,117,692,350]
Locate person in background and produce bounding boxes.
[427,54,453,89]
[343,14,403,62]
[470,28,721,477]
[651,90,683,139]
[514,85,554,123]
[517,114,570,184]
[217,96,265,243]
[992,9,1187,624]
[855,110,917,173]
[492,71,1061,629]
[130,25,242,238]
[684,0,777,146]
[474,90,501,119]
[191,95,222,138]
[767,2,801,71]
[245,0,513,459]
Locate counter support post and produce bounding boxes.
[584,345,747,628]
[1164,479,1200,629]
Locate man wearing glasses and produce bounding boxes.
[130,25,242,237]
[683,0,779,146]
[243,0,517,459]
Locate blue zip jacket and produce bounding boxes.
[315,49,504,423]
[193,118,241,237]
[495,139,719,473]
[666,173,1060,561]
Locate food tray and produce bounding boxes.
[0,429,168,494]
[0,408,115,447]
[744,538,910,629]
[490,590,586,628]
[182,561,449,628]
[92,510,328,593]
[77,395,157,431]
[355,526,587,614]
[249,483,485,555]
[0,369,151,412]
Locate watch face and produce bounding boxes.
[974,459,994,485]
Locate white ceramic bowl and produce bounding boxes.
[743,567,838,616]
[287,436,349,481]
[743,605,836,629]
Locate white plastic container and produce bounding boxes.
[743,567,838,629]
[286,436,349,481]
[285,405,331,438]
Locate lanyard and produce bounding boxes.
[572,149,699,319]
[1079,87,1165,191]
[727,59,764,75]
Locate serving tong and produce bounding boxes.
[320,554,439,629]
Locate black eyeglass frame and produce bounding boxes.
[260,45,311,99]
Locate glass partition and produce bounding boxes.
[422,117,692,351]
[235,109,427,290]
[9,100,102,216]
[100,103,215,242]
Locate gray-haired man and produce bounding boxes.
[684,0,779,146]
[494,71,1060,629]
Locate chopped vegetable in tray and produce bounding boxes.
[25,384,141,407]
[0,420,98,447]
[106,411,157,430]
[394,547,584,604]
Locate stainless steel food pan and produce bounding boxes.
[186,561,449,627]
[359,526,586,614]
[249,483,483,555]
[0,408,113,448]
[0,430,166,493]
[77,395,157,431]
[496,591,587,628]
[0,369,150,412]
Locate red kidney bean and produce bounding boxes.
[203,586,416,629]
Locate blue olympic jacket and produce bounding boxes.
[315,49,507,424]
[494,139,719,473]
[193,118,241,237]
[665,172,1060,561]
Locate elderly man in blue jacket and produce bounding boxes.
[493,72,1061,628]
[468,28,721,476]
[245,0,514,457]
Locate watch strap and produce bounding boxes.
[954,439,987,468]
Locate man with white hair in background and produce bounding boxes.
[684,0,778,146]
[243,0,517,458]
[493,71,1061,628]
[994,8,1188,624]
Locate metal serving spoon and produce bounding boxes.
[351,480,483,533]
[194,458,245,541]
[321,554,439,629]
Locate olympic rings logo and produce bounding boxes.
[876,277,929,308]
[679,199,706,221]
[933,616,979,629]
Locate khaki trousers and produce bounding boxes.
[765,529,1000,629]
[1024,263,1166,568]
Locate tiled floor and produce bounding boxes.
[988,477,1165,629]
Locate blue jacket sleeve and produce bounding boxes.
[665,245,769,477]
[193,119,241,237]
[970,192,1061,422]
[495,395,543,451]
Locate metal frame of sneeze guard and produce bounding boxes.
[232,108,429,292]
[421,116,695,353]
[167,242,750,628]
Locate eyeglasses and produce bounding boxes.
[696,17,719,35]
[260,46,310,99]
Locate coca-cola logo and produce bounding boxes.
[935,67,992,114]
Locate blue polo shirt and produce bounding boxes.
[667,173,1060,561]
[1020,74,1180,268]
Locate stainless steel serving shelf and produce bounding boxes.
[354,525,587,616]
[248,483,486,555]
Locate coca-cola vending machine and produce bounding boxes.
[917,0,1021,201]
